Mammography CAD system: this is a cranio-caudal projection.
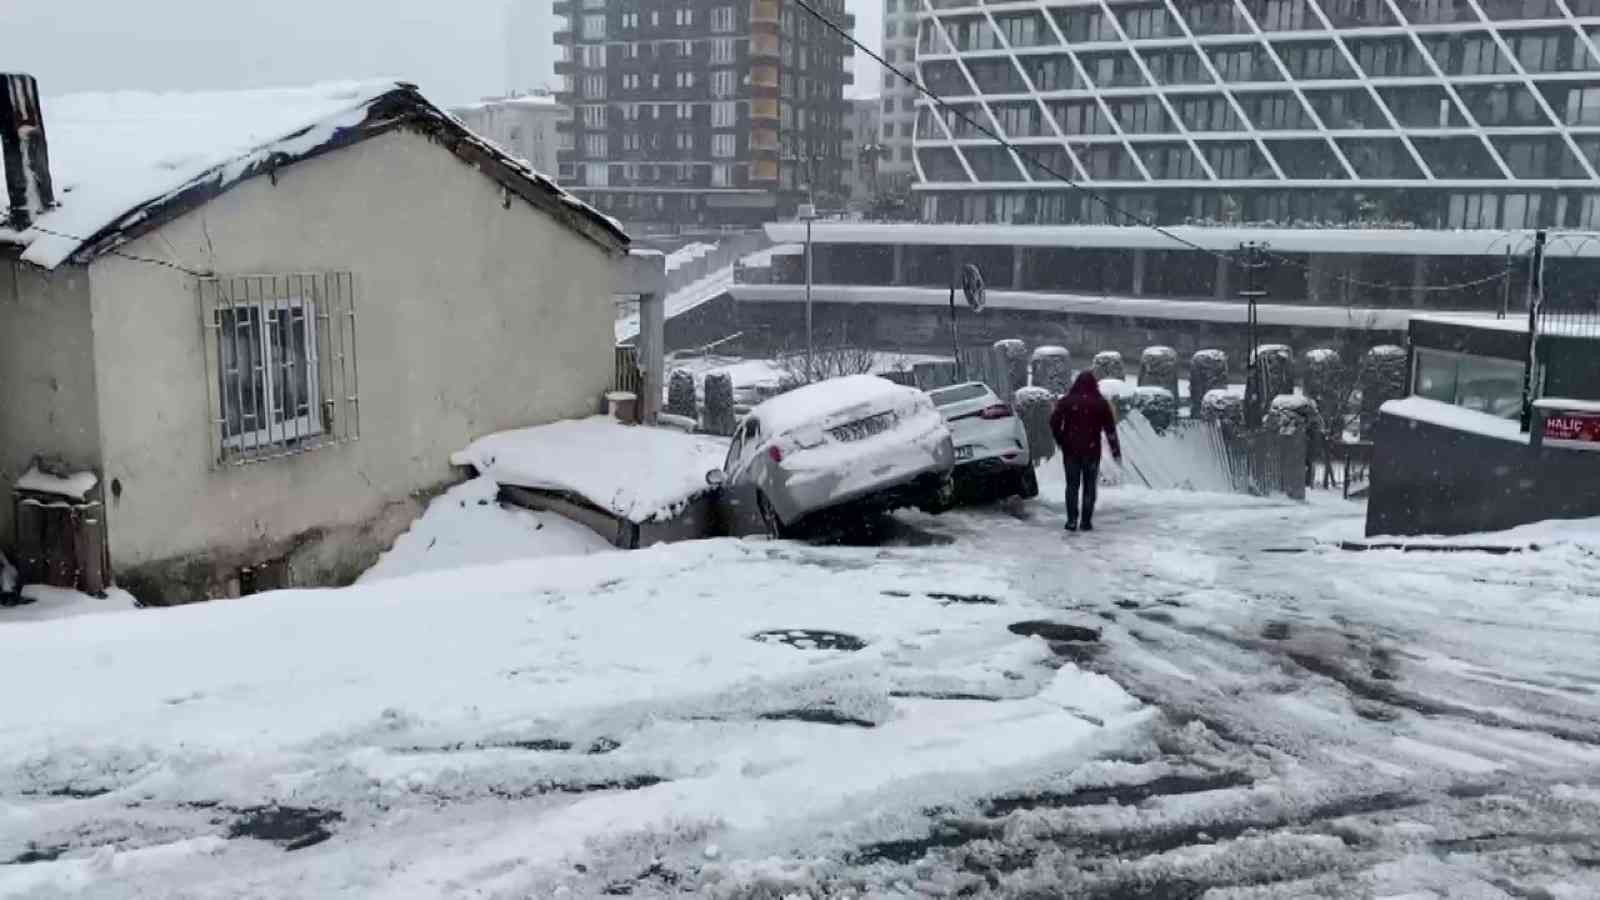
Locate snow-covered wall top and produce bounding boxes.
[0,80,624,269]
[761,223,1600,259]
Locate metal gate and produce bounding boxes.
[1116,413,1307,500]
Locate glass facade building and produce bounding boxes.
[911,0,1600,228]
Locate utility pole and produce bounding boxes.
[1239,241,1268,427]
[948,261,960,380]
[1520,229,1546,433]
[801,155,817,382]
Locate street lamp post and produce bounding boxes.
[801,155,819,381]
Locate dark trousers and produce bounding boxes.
[1063,455,1100,525]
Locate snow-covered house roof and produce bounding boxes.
[0,80,626,269]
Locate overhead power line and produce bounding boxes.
[786,0,1514,296]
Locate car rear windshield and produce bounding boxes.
[929,384,990,406]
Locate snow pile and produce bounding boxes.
[0,538,1148,896]
[14,466,98,500]
[1319,512,1600,549]
[1,585,140,624]
[1379,396,1525,444]
[452,417,730,523]
[360,476,614,582]
[754,374,919,437]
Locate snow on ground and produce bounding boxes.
[1312,509,1600,550]
[452,416,729,524]
[0,585,139,625]
[0,538,1145,897]
[614,265,734,343]
[664,241,716,272]
[359,476,614,582]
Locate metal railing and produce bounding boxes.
[198,273,360,467]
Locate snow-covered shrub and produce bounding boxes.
[1013,386,1057,464]
[1092,350,1124,381]
[1359,344,1407,438]
[666,369,697,420]
[702,373,737,436]
[1201,388,1246,432]
[1302,348,1346,434]
[1138,345,1179,401]
[1188,349,1228,420]
[993,338,1030,393]
[1244,344,1294,426]
[1098,377,1138,421]
[1030,346,1073,394]
[1266,394,1318,436]
[1134,385,1177,433]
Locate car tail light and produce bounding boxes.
[768,445,784,463]
[979,403,1014,420]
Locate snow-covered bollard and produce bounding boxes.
[1303,348,1345,436]
[1245,344,1294,426]
[1135,386,1177,433]
[1030,346,1073,394]
[1013,386,1057,464]
[993,339,1030,393]
[1189,349,1228,420]
[666,369,697,420]
[1360,344,1407,439]
[1138,346,1179,401]
[702,373,737,437]
[1201,388,1246,434]
[1092,350,1125,382]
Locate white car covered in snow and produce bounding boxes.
[707,374,955,537]
[927,382,1039,501]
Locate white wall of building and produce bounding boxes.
[877,0,919,180]
[453,96,565,180]
[82,127,616,584]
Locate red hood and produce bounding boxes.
[1066,371,1100,399]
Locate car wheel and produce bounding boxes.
[1018,467,1039,499]
[757,491,786,539]
[919,472,957,514]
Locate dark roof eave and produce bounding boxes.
[66,86,627,268]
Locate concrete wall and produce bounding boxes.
[84,127,617,601]
[1366,411,1600,537]
[0,262,103,548]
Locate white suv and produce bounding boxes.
[926,382,1038,502]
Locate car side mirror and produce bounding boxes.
[705,468,726,488]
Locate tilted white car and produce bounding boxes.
[926,382,1038,501]
[707,375,956,537]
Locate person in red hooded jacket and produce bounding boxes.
[1049,371,1122,531]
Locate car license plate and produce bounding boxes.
[954,445,975,461]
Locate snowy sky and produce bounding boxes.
[0,0,883,107]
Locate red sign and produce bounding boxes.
[1543,411,1600,449]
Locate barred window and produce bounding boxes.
[200,274,359,466]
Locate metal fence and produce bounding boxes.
[1116,414,1308,500]
[614,345,643,396]
[198,273,360,467]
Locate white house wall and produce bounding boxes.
[0,263,102,547]
[85,127,616,594]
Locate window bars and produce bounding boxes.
[199,273,360,467]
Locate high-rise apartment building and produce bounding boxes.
[877,0,920,184]
[912,0,1600,229]
[554,0,855,226]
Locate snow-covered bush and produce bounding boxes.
[1138,345,1179,401]
[1302,348,1346,434]
[1030,346,1073,394]
[1134,385,1177,433]
[702,373,737,437]
[1266,393,1318,437]
[1201,388,1246,432]
[1359,344,1407,438]
[666,369,697,420]
[1098,377,1138,421]
[993,338,1030,393]
[1013,386,1057,464]
[1092,350,1124,381]
[1245,344,1294,426]
[1188,349,1228,420]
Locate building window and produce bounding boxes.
[677,131,694,150]
[581,14,606,39]
[712,163,732,186]
[714,133,737,157]
[201,274,358,465]
[1414,349,1525,419]
[712,69,737,97]
[712,6,736,32]
[584,133,608,157]
[622,12,638,29]
[583,75,606,99]
[581,44,605,68]
[711,38,736,64]
[712,100,737,127]
[676,7,694,26]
